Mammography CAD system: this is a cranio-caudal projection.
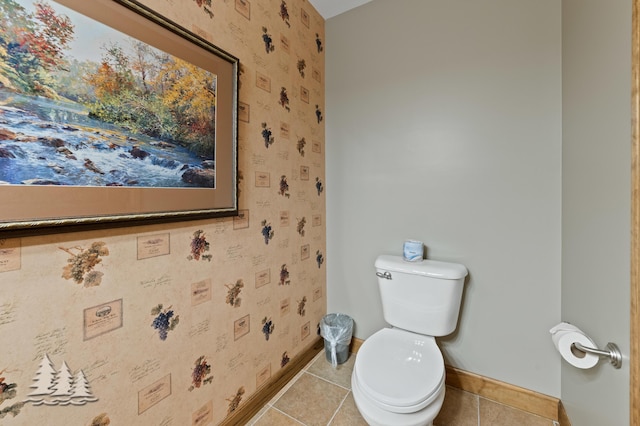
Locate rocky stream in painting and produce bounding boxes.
[0,91,215,188]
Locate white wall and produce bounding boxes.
[561,0,631,424]
[326,0,562,396]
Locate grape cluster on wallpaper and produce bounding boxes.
[0,0,325,424]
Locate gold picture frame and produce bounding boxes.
[0,0,239,235]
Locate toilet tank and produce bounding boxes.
[375,255,468,336]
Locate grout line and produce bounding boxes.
[268,369,308,405]
[304,352,324,369]
[270,406,307,425]
[263,351,356,426]
[245,399,278,426]
[304,369,352,391]
[326,390,351,425]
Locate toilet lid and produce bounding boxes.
[355,328,445,411]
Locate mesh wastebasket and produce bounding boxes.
[320,313,353,367]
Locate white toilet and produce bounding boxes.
[351,254,468,426]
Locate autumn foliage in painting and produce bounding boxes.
[0,0,217,156]
[0,0,73,90]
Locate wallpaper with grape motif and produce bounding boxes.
[0,0,325,424]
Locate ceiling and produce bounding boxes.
[307,0,373,19]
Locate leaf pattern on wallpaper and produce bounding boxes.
[193,0,213,18]
[261,220,274,244]
[297,59,306,77]
[225,279,244,307]
[279,1,290,28]
[316,250,324,268]
[238,63,245,90]
[315,33,323,53]
[297,137,306,156]
[0,369,25,419]
[279,264,290,285]
[315,104,323,123]
[315,177,324,195]
[261,27,275,53]
[89,413,110,426]
[60,242,109,287]
[237,169,244,195]
[261,122,275,148]
[279,175,290,198]
[297,217,306,236]
[188,230,212,261]
[188,356,213,391]
[279,87,290,112]
[261,316,274,340]
[297,296,307,316]
[227,386,245,414]
[280,351,290,368]
[151,304,179,341]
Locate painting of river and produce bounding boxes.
[0,0,218,189]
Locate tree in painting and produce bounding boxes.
[85,46,216,157]
[0,0,73,92]
[0,0,219,188]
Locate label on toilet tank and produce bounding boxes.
[403,240,423,262]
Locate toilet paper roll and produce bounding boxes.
[550,322,581,349]
[550,323,599,369]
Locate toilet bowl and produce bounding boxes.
[351,328,446,426]
[351,255,467,425]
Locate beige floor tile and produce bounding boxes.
[252,407,305,425]
[253,348,559,426]
[329,392,368,426]
[479,398,555,426]
[269,368,308,404]
[304,351,325,369]
[434,386,479,426]
[306,351,356,389]
[273,372,349,426]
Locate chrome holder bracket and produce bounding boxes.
[573,342,623,369]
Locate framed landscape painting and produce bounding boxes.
[0,0,239,234]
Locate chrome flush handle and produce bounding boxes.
[376,271,392,280]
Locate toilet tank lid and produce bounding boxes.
[375,255,468,280]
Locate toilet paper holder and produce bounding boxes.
[572,341,622,369]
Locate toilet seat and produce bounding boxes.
[352,370,445,426]
[354,328,445,414]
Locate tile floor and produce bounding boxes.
[248,351,560,426]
